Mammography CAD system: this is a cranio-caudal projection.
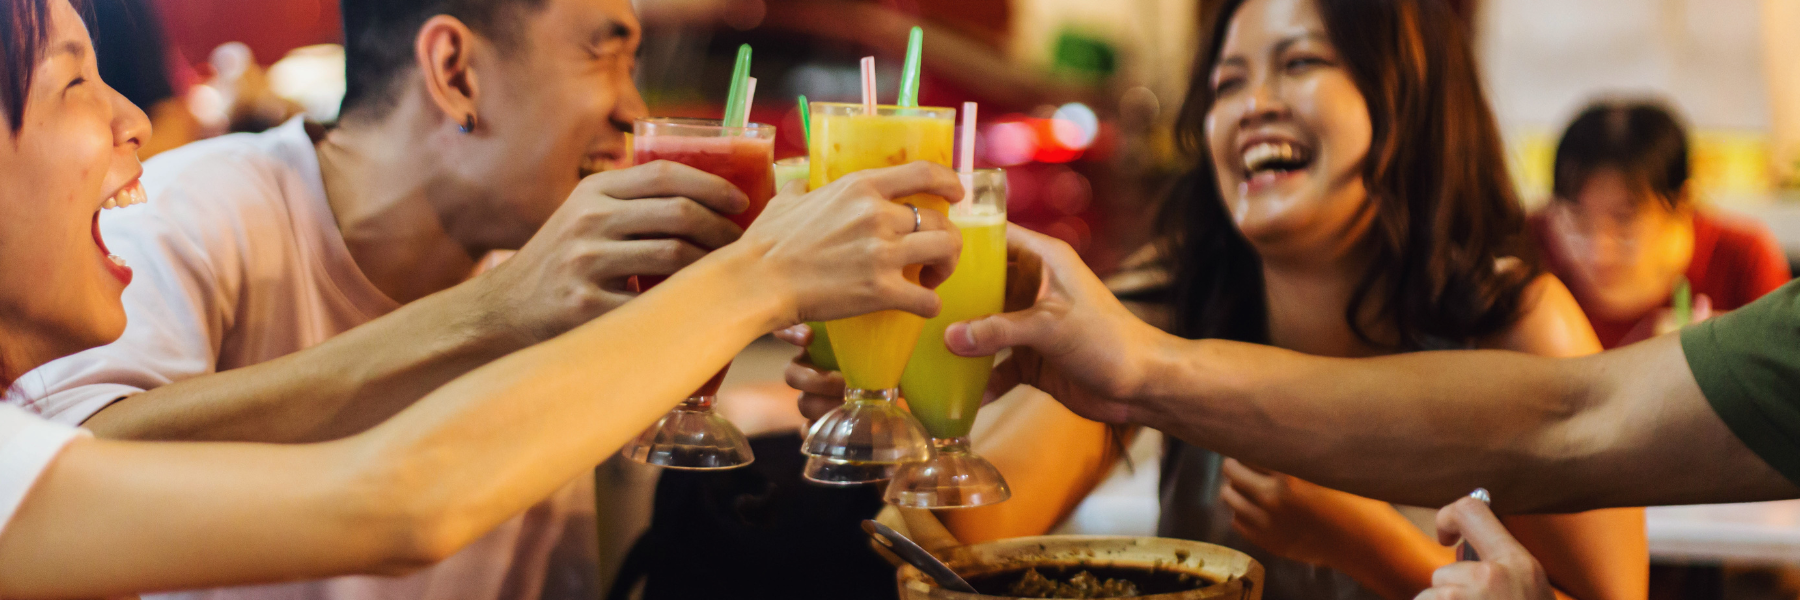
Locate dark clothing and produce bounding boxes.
[610,434,897,600]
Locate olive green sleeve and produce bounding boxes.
[1682,280,1800,486]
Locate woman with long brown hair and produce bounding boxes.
[0,0,963,596]
[786,0,1645,598]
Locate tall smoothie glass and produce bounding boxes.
[622,117,775,470]
[887,169,1010,507]
[800,102,955,484]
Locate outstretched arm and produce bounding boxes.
[82,162,753,443]
[947,226,1798,514]
[0,163,967,599]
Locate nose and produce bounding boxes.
[1237,73,1290,128]
[610,75,648,133]
[108,82,151,155]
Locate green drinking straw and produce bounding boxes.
[722,44,753,128]
[798,95,812,148]
[898,26,924,107]
[1673,276,1693,326]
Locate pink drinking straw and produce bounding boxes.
[959,102,977,174]
[860,56,878,116]
[739,77,758,131]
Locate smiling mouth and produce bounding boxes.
[1241,142,1314,178]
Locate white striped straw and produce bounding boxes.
[860,56,878,116]
[960,102,977,174]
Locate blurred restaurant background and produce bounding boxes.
[95,0,1800,598]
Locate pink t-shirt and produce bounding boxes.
[5,119,588,600]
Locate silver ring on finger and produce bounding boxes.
[904,203,921,233]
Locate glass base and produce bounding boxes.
[884,437,1011,508]
[622,397,754,470]
[801,388,932,465]
[802,455,900,486]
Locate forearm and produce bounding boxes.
[344,245,782,554]
[1325,515,1453,600]
[0,438,406,598]
[1127,336,1593,511]
[0,248,782,598]
[84,282,524,443]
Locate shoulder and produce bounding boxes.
[1479,272,1603,357]
[112,125,315,249]
[1695,210,1785,262]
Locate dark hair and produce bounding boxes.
[339,0,549,122]
[1160,0,1537,350]
[2,0,54,134]
[1552,100,1690,210]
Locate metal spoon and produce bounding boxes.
[863,519,978,594]
[1456,488,1492,562]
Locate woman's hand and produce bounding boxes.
[735,161,965,330]
[1219,458,1399,568]
[942,226,1173,424]
[1417,497,1555,600]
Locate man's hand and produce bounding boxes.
[941,226,1171,424]
[475,160,749,345]
[1416,497,1553,600]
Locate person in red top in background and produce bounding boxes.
[1532,100,1791,349]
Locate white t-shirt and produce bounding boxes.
[5,118,585,600]
[0,404,86,542]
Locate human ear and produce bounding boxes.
[414,15,482,133]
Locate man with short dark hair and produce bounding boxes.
[8,0,760,598]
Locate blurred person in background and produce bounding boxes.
[0,3,966,597]
[1532,100,1790,349]
[4,0,835,597]
[786,0,1648,599]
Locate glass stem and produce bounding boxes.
[843,387,901,404]
[932,436,973,456]
[677,395,716,412]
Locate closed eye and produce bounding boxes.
[66,76,86,90]
[1284,56,1331,71]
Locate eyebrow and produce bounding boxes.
[49,40,87,61]
[1214,31,1332,71]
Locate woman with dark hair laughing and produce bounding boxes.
[783,0,1646,598]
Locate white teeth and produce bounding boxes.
[102,183,148,210]
[1242,142,1308,173]
[107,254,127,268]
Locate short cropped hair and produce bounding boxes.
[1553,100,1691,209]
[338,0,548,122]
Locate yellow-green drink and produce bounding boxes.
[886,169,1013,508]
[899,210,1006,438]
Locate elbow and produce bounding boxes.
[331,451,474,575]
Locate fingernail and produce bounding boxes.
[945,322,972,352]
